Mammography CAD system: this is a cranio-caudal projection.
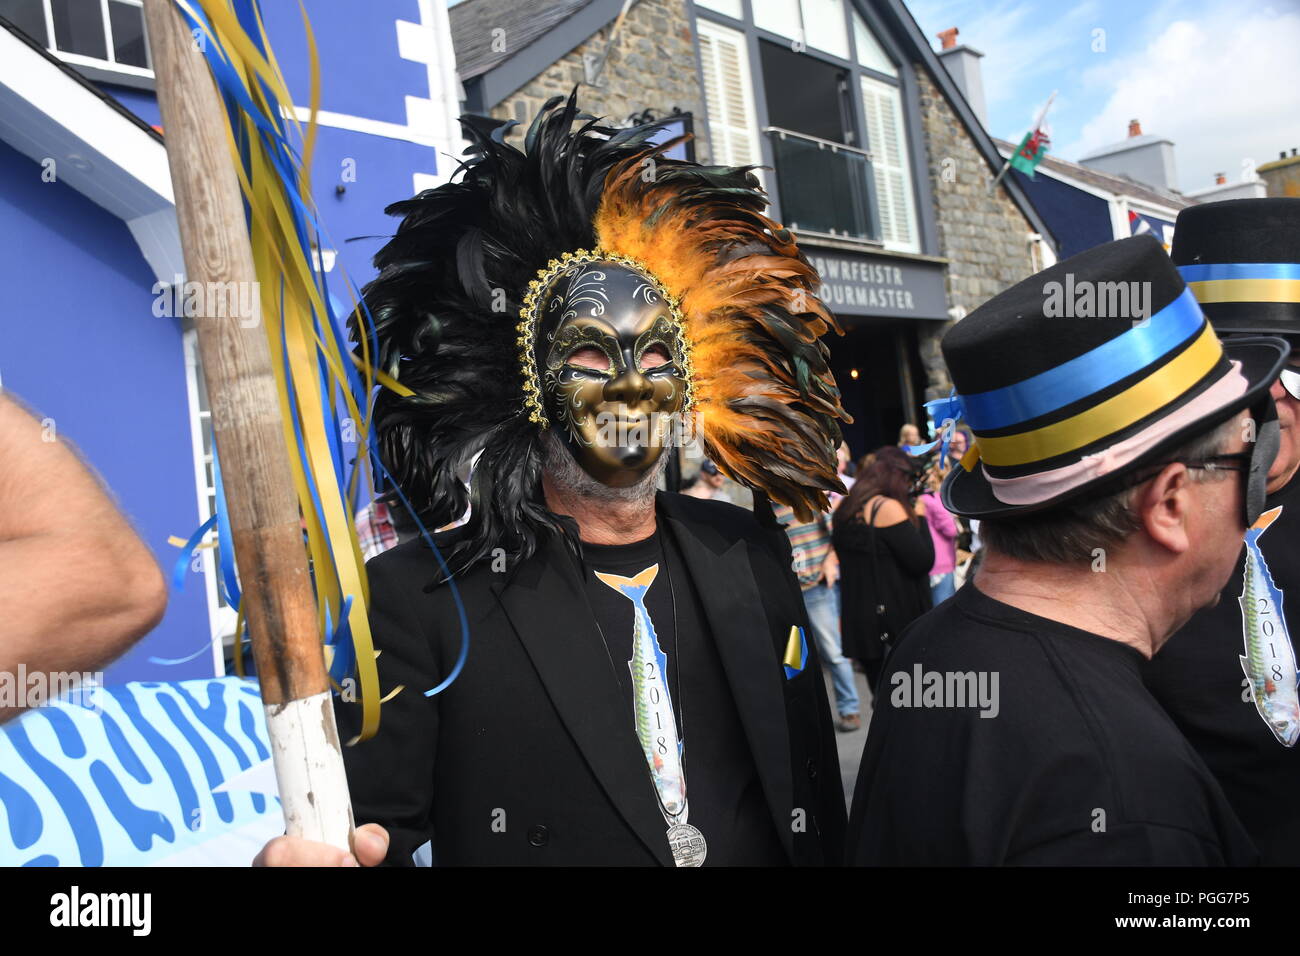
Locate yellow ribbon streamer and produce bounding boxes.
[184,0,402,741]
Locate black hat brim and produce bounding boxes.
[942,336,1290,519]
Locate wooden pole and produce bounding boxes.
[142,0,353,851]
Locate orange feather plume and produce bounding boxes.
[594,150,852,519]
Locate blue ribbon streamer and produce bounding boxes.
[366,455,471,699]
[324,595,355,687]
[171,514,219,591]
[211,453,242,607]
[905,390,965,468]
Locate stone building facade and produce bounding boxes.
[450,0,1056,450]
[913,65,1039,399]
[485,0,712,162]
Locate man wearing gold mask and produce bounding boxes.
[255,95,850,867]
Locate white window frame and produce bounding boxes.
[696,18,763,179]
[36,0,155,87]
[182,328,235,676]
[860,73,920,254]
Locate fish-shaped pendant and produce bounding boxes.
[594,564,687,815]
[1239,507,1300,747]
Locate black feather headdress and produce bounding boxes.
[353,93,849,573]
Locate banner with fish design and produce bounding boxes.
[0,679,282,866]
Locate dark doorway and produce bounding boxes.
[825,319,928,463]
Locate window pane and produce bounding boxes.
[50,0,106,59]
[760,39,851,144]
[802,0,848,59]
[753,0,800,42]
[0,0,48,46]
[694,0,742,18]
[853,9,896,75]
[109,0,147,68]
[769,131,877,241]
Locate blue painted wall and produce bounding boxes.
[27,0,453,678]
[257,0,428,127]
[0,140,211,684]
[98,83,161,128]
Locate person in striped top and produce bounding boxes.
[773,502,862,731]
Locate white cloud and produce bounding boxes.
[1058,5,1300,193]
[904,0,1099,132]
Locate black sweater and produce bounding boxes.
[833,504,933,665]
[849,584,1258,865]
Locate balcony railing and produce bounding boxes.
[763,126,880,243]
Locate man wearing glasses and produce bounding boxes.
[847,234,1284,865]
[1144,198,1300,864]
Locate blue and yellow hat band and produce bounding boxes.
[959,288,1207,433]
[933,288,1228,470]
[1179,262,1300,305]
[973,324,1222,467]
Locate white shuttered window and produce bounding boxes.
[860,74,918,252]
[697,20,761,172]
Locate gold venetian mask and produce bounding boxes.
[518,250,694,487]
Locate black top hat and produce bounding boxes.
[1172,197,1300,340]
[938,235,1287,518]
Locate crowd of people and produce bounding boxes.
[271,101,1290,867]
[9,96,1296,869]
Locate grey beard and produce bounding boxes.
[542,430,667,505]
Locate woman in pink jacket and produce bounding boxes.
[920,463,959,605]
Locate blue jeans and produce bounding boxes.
[802,583,860,716]
[930,571,956,606]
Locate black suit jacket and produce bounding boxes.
[336,491,846,865]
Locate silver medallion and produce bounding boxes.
[667,822,707,867]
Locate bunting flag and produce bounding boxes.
[1129,210,1171,251]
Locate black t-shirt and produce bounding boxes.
[848,583,1258,865]
[581,528,787,866]
[1144,474,1300,864]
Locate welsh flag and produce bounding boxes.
[1010,127,1051,179]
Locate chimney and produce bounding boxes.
[936,27,988,128]
[1079,120,1177,191]
[1215,172,1227,185]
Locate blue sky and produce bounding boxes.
[904,0,1300,193]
